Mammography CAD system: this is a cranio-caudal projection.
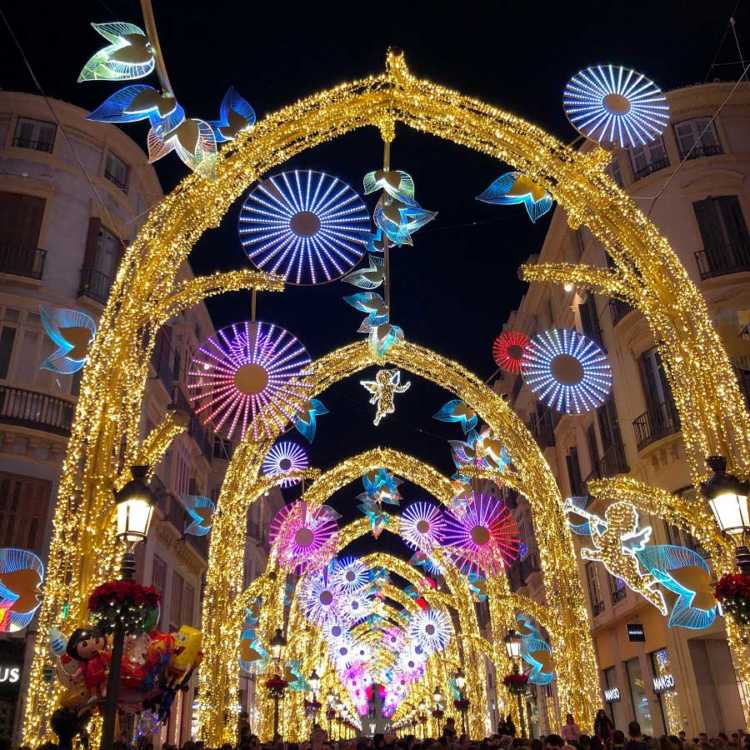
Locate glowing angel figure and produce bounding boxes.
[0,549,44,633]
[269,501,339,574]
[563,499,667,614]
[147,116,217,178]
[343,255,386,290]
[360,369,411,426]
[408,608,453,654]
[178,495,215,537]
[78,22,155,82]
[40,306,96,375]
[292,398,329,444]
[87,84,183,130]
[477,172,554,224]
[635,545,719,629]
[332,556,369,593]
[517,613,555,685]
[209,86,256,143]
[433,400,478,435]
[400,502,446,553]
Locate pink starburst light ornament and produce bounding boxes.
[269,500,339,574]
[443,493,520,576]
[399,502,446,553]
[187,320,312,440]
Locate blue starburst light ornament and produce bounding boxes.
[78,22,155,82]
[477,172,554,224]
[178,495,215,536]
[262,441,310,487]
[239,170,370,285]
[332,557,369,593]
[563,65,670,148]
[521,328,612,414]
[40,306,96,375]
[209,86,256,143]
[292,398,329,444]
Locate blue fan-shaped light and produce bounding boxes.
[262,441,310,487]
[521,329,612,414]
[238,170,371,285]
[563,65,670,148]
[332,556,369,593]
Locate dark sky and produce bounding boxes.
[2,1,748,562]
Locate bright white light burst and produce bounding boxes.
[331,556,370,593]
[399,502,446,553]
[262,441,309,487]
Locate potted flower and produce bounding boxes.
[715,574,750,627]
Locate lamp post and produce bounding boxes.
[308,669,322,736]
[268,627,288,741]
[454,670,469,736]
[418,701,428,739]
[432,688,444,735]
[701,455,750,572]
[504,629,527,739]
[101,465,156,750]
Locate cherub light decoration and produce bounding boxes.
[40,306,97,375]
[360,369,411,426]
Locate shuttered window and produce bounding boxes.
[0,472,51,552]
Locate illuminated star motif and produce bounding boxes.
[262,441,310,487]
[292,398,329,444]
[443,493,520,576]
[187,320,312,441]
[342,255,385,290]
[209,86,256,143]
[407,608,453,654]
[360,369,411,426]
[40,306,97,375]
[477,172,553,224]
[331,557,370,593]
[521,328,612,414]
[78,22,155,82]
[269,501,339,574]
[400,502,446,553]
[492,330,530,374]
[239,170,370,285]
[433,399,478,434]
[178,495,215,536]
[563,65,670,148]
[299,569,344,626]
[0,548,44,633]
[147,116,217,178]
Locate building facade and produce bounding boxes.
[496,82,750,738]
[0,91,282,745]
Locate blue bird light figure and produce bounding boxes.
[433,399,478,435]
[209,86,256,143]
[179,495,215,537]
[635,544,719,630]
[78,22,155,82]
[517,613,555,685]
[40,306,96,375]
[87,84,184,130]
[477,172,554,224]
[292,398,329,443]
[342,255,385,290]
[373,196,437,246]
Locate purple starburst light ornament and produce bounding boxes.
[269,500,339,574]
[331,556,369,593]
[407,608,453,654]
[443,493,520,576]
[262,441,310,487]
[399,502,446,553]
[300,569,344,627]
[187,321,312,440]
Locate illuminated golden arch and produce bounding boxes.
[22,50,750,743]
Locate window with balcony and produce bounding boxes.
[104,151,129,192]
[565,447,585,497]
[79,219,123,303]
[0,327,16,380]
[0,192,46,279]
[596,397,629,476]
[634,347,680,450]
[0,472,51,552]
[628,136,669,180]
[586,562,605,616]
[13,117,56,153]
[693,196,750,279]
[579,293,604,348]
[674,118,722,160]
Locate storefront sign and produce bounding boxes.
[652,674,675,693]
[604,687,620,703]
[0,665,20,684]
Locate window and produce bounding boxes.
[625,657,654,736]
[608,573,626,603]
[628,136,669,180]
[152,555,168,626]
[170,571,184,631]
[603,666,626,728]
[13,118,56,153]
[586,424,600,479]
[607,159,624,188]
[104,152,129,192]
[674,118,722,159]
[586,562,604,615]
[693,196,750,277]
[650,648,680,734]
[182,582,195,626]
[596,397,628,475]
[0,192,46,278]
[0,327,16,379]
[579,293,604,348]
[80,219,123,303]
[0,472,51,552]
[565,447,584,497]
[635,347,680,449]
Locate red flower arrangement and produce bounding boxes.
[88,581,160,612]
[453,698,470,712]
[503,672,529,695]
[266,675,289,696]
[715,573,750,627]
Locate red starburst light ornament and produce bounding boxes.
[492,330,529,374]
[269,500,339,574]
[443,493,520,576]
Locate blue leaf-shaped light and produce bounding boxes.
[78,22,155,83]
[477,172,554,224]
[433,399,478,434]
[179,495,215,537]
[40,305,96,375]
[292,398,329,444]
[87,84,183,129]
[209,86,256,143]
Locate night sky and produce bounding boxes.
[2,1,748,563]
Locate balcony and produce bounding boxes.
[78,266,114,304]
[633,400,680,452]
[0,245,46,280]
[0,385,74,436]
[188,414,213,464]
[695,243,750,280]
[598,442,629,477]
[632,158,670,180]
[609,299,632,327]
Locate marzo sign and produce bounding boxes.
[652,675,675,693]
[604,687,620,703]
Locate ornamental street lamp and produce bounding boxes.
[307,669,322,738]
[418,701,428,740]
[701,455,750,573]
[504,629,527,739]
[453,670,469,736]
[267,627,288,741]
[101,465,156,750]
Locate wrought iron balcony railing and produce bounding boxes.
[0,245,46,280]
[0,385,74,436]
[695,242,750,280]
[633,399,680,452]
[78,266,114,304]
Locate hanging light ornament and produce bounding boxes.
[178,495,215,536]
[443,493,520,576]
[292,398,329,444]
[299,569,345,627]
[262,441,310,487]
[187,321,312,440]
[563,64,670,148]
[239,170,370,285]
[432,400,478,434]
[476,172,553,224]
[331,557,370,594]
[40,306,97,375]
[269,501,339,574]
[521,328,612,414]
[492,330,530,374]
[399,502,446,553]
[407,608,454,654]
